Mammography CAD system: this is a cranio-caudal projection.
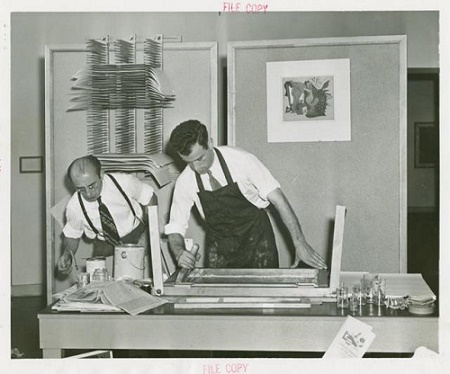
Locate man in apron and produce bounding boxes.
[57,155,155,275]
[165,120,327,270]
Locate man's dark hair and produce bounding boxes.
[169,119,209,156]
[68,155,102,182]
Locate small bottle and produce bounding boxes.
[336,284,349,309]
[349,285,359,312]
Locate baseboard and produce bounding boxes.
[11,284,44,297]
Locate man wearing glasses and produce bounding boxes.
[57,155,155,275]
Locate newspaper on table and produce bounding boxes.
[52,280,168,315]
[102,280,168,316]
[323,316,376,358]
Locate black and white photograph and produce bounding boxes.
[1,1,449,373]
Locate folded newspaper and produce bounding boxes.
[53,280,168,316]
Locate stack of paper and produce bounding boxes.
[94,153,179,187]
[340,272,436,299]
[379,273,436,299]
[68,64,176,111]
[52,302,122,313]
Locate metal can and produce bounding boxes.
[86,256,107,277]
[92,268,109,283]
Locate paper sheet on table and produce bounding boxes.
[340,272,436,299]
[380,273,436,299]
[323,316,376,358]
[50,194,71,228]
[102,280,168,316]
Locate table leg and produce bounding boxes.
[42,348,63,358]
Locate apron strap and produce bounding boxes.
[214,148,234,185]
[195,148,234,192]
[195,171,206,193]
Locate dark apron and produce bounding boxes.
[196,148,279,268]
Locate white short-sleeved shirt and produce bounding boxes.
[164,146,280,237]
[63,173,154,241]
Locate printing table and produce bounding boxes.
[38,300,438,358]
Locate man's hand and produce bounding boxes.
[290,242,327,269]
[57,251,73,275]
[176,244,201,270]
[267,188,327,270]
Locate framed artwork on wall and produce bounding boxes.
[414,121,438,168]
[266,58,351,143]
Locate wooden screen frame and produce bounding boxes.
[45,42,218,304]
[150,205,346,298]
[228,35,407,274]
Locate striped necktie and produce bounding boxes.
[97,196,121,245]
[207,170,222,191]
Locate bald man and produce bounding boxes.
[57,155,155,275]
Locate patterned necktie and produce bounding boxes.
[97,196,121,245]
[207,170,222,191]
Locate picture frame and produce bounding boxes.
[266,58,351,143]
[19,156,43,173]
[414,122,438,168]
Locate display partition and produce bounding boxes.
[45,41,218,303]
[228,36,407,274]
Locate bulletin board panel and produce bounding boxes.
[228,36,407,274]
[45,42,217,303]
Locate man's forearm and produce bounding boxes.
[267,188,307,246]
[62,236,81,255]
[167,233,186,262]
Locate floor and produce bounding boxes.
[10,212,439,359]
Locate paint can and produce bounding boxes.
[86,256,107,277]
[113,244,146,280]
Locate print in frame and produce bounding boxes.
[266,58,351,143]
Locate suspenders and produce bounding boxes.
[77,174,138,236]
